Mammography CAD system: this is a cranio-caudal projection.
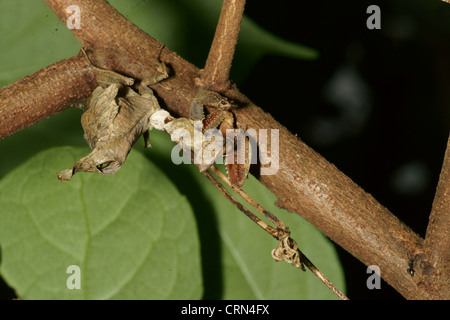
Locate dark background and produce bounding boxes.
[242,0,449,299]
[1,0,449,300]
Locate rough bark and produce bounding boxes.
[423,136,450,297]
[0,54,95,139]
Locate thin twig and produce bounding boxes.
[200,0,246,92]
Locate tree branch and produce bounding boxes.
[200,0,246,92]
[423,134,450,296]
[0,53,94,139]
[0,0,447,299]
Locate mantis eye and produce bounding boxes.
[96,161,112,171]
[96,161,121,175]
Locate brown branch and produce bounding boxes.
[423,134,450,296]
[44,0,200,120]
[0,0,447,299]
[0,53,95,139]
[200,0,246,92]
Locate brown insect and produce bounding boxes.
[189,88,251,188]
[57,49,168,181]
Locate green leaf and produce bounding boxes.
[0,146,202,299]
[0,108,85,180]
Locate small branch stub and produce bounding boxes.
[201,0,246,92]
